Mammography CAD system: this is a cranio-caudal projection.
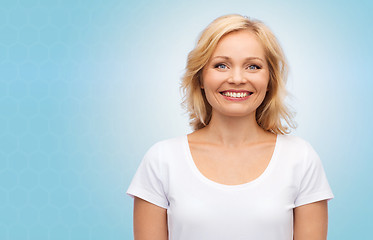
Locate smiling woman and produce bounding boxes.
[181,15,294,134]
[126,14,334,240]
[201,30,270,119]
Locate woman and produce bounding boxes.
[127,14,334,240]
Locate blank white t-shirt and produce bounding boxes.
[126,134,334,240]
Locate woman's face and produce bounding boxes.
[201,30,270,118]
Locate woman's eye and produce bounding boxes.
[248,65,261,70]
[214,63,228,69]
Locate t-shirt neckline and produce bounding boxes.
[184,134,281,190]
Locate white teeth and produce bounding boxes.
[222,92,249,98]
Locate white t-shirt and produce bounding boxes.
[126,134,334,240]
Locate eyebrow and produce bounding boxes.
[212,56,264,62]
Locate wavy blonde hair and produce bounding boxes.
[180,14,296,134]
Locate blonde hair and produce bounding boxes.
[180,14,296,134]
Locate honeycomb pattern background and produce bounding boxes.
[0,1,161,239]
[1,0,372,239]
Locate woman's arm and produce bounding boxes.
[133,196,168,240]
[293,200,329,240]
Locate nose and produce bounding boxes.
[228,68,247,84]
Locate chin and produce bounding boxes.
[219,109,255,118]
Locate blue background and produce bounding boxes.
[1,0,372,239]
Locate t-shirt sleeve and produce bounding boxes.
[126,143,169,209]
[294,141,334,207]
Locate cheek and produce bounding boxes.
[204,69,228,82]
[249,74,270,92]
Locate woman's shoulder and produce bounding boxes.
[138,135,187,172]
[278,134,317,157]
[279,134,312,147]
[143,134,186,158]
[149,134,186,149]
[277,134,327,171]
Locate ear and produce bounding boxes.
[266,81,270,92]
[199,78,204,89]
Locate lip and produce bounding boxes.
[222,95,250,101]
[220,89,252,93]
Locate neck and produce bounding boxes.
[202,110,271,148]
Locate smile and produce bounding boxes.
[219,91,253,98]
